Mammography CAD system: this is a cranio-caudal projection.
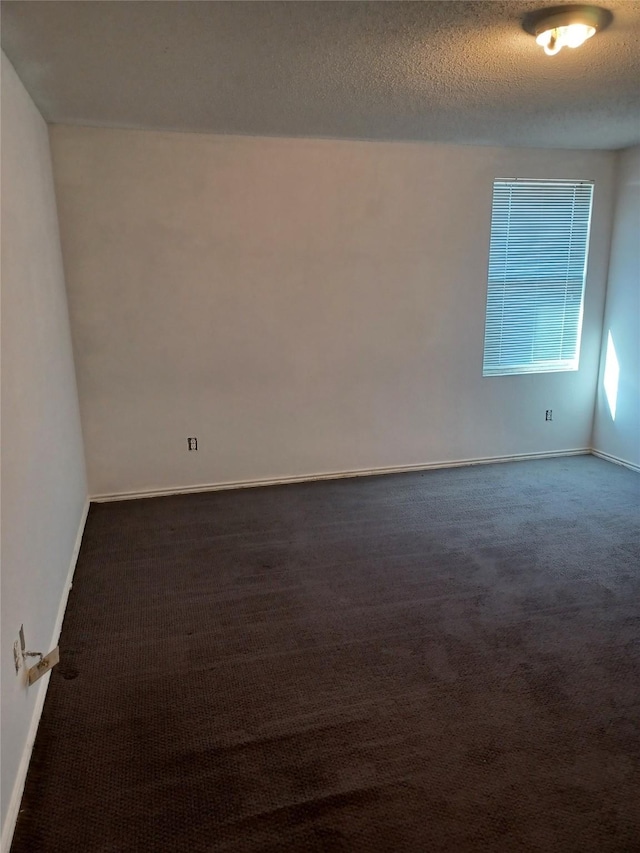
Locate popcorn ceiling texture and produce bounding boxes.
[2,1,639,149]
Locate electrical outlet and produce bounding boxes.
[13,640,22,673]
[545,409,553,421]
[187,437,198,451]
[13,624,25,674]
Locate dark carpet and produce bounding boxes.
[11,456,640,852]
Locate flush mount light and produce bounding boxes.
[523,5,612,55]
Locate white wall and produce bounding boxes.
[49,125,616,497]
[592,146,640,469]
[1,54,88,845]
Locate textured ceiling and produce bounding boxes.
[2,1,640,149]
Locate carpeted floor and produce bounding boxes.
[10,455,640,852]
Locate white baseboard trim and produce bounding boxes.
[1,498,90,853]
[590,448,640,473]
[91,448,591,502]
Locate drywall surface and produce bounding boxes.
[0,53,88,842]
[593,146,640,469]
[49,125,616,497]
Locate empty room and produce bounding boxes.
[2,1,639,851]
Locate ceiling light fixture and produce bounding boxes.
[523,5,612,55]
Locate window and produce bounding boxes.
[482,178,594,376]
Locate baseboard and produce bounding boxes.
[91,448,591,502]
[1,498,90,853]
[590,448,640,472]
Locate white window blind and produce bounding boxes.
[483,178,594,376]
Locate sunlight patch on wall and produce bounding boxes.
[603,331,620,421]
